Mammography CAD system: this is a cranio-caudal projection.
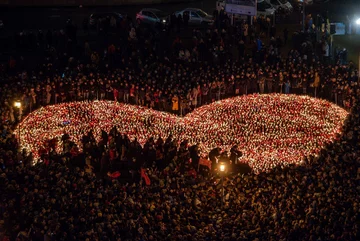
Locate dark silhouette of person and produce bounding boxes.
[189,144,200,169]
[177,14,183,33]
[209,147,221,170]
[46,30,53,47]
[183,12,189,28]
[83,17,88,32]
[283,28,289,44]
[170,13,177,31]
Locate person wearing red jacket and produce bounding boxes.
[113,87,119,102]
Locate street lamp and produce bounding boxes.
[219,162,226,207]
[356,18,360,25]
[14,101,22,146]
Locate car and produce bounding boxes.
[292,0,313,4]
[136,8,169,28]
[267,0,293,12]
[175,8,214,26]
[257,0,276,17]
[88,12,125,28]
[288,0,313,7]
[288,0,313,11]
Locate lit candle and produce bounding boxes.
[15,94,348,173]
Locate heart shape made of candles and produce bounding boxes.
[16,94,348,173]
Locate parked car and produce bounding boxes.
[288,0,313,11]
[136,8,169,28]
[257,0,276,17]
[88,12,125,28]
[175,8,214,26]
[288,0,313,7]
[267,0,293,12]
[293,0,313,4]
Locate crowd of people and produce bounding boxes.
[0,6,359,241]
[1,10,358,120]
[0,101,358,240]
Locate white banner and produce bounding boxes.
[225,0,256,16]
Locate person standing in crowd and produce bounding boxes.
[124,83,129,103]
[283,28,288,44]
[258,69,265,94]
[172,94,179,114]
[177,14,182,33]
[266,70,273,93]
[284,79,291,94]
[191,85,198,109]
[323,40,330,64]
[302,73,308,95]
[202,83,209,104]
[183,11,189,28]
[170,13,177,32]
[314,72,320,97]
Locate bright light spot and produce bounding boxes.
[219,163,226,172]
[356,18,360,25]
[14,101,21,108]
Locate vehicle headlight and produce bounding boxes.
[162,19,166,23]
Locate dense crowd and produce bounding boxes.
[0,8,359,241]
[0,12,358,122]
[0,99,359,240]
